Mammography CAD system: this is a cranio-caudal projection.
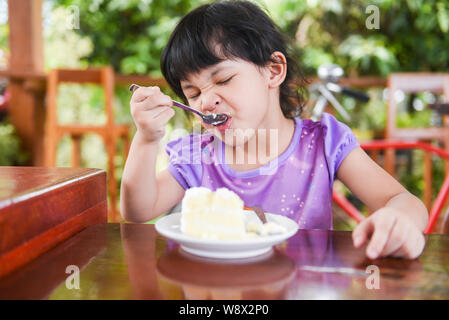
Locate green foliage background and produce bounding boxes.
[50,0,449,77]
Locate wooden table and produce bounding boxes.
[1,223,448,300]
[0,166,107,278]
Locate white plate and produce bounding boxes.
[155,210,299,259]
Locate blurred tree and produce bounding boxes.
[50,0,210,76]
[265,0,449,76]
[0,122,28,165]
[44,6,93,69]
[48,0,449,81]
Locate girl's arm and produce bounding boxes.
[121,86,184,223]
[120,132,185,223]
[336,147,428,260]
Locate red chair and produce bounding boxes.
[385,73,449,209]
[333,140,449,234]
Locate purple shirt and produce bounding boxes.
[165,113,359,230]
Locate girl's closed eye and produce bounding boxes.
[188,92,200,100]
[187,75,235,99]
[216,75,235,85]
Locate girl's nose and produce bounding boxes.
[201,94,222,114]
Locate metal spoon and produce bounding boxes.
[252,205,267,224]
[251,206,289,236]
[129,84,229,126]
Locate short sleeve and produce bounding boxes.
[165,134,203,189]
[321,113,359,180]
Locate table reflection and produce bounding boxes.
[1,223,443,300]
[283,230,425,299]
[121,224,428,300]
[283,229,353,298]
[0,224,107,299]
[156,248,296,300]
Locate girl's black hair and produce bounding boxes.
[161,0,306,118]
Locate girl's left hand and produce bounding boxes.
[352,207,426,260]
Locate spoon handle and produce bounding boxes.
[129,84,202,117]
[172,100,202,117]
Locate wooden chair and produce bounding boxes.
[385,73,449,209]
[44,67,130,222]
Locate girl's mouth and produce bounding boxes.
[215,116,232,132]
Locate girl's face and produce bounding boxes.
[180,58,274,147]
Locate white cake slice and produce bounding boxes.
[180,187,247,239]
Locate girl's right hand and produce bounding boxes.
[130,86,175,144]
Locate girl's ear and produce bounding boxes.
[267,51,287,88]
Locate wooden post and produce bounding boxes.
[71,135,82,167]
[102,67,118,221]
[7,0,45,166]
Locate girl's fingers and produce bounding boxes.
[130,86,173,110]
[133,105,169,122]
[128,85,175,143]
[137,107,175,142]
[130,95,173,123]
[413,232,426,258]
[149,106,172,121]
[352,218,374,248]
[409,232,426,259]
[391,230,425,259]
[137,106,175,127]
[353,208,426,260]
[365,215,397,259]
[131,86,162,103]
[133,94,172,111]
[377,223,408,258]
[153,107,176,126]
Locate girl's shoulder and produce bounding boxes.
[300,113,359,179]
[301,112,349,132]
[300,113,355,142]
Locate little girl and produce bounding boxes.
[121,0,428,260]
